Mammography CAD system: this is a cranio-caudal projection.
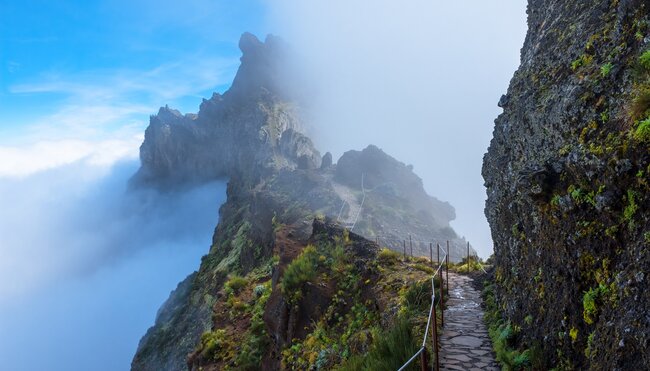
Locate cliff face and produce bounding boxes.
[483,1,650,368]
[131,33,464,371]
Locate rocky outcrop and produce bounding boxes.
[131,32,465,370]
[483,1,650,369]
[132,33,320,188]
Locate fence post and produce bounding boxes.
[446,241,449,294]
[432,294,440,371]
[409,235,413,257]
[467,241,470,273]
[440,272,444,327]
[429,242,433,267]
[403,240,406,261]
[420,348,429,371]
[437,242,440,266]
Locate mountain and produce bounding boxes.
[131,33,465,370]
[483,1,650,368]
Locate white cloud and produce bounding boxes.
[0,136,142,178]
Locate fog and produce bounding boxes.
[266,0,527,257]
[0,160,225,371]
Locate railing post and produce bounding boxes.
[409,235,413,257]
[429,242,433,266]
[432,294,440,371]
[436,242,440,266]
[467,241,470,273]
[440,273,444,327]
[446,241,449,294]
[420,348,429,371]
[403,240,406,261]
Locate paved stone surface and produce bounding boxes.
[439,273,499,371]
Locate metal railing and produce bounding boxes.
[397,243,449,371]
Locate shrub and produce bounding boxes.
[281,245,318,302]
[377,248,400,265]
[199,329,229,360]
[225,275,248,295]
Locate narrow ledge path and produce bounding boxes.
[439,272,499,371]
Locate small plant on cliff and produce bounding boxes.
[225,275,248,295]
[583,284,610,325]
[600,62,613,77]
[400,280,431,314]
[377,248,400,265]
[633,118,650,142]
[339,317,420,371]
[640,50,650,70]
[280,245,318,303]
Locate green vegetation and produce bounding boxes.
[633,118,650,142]
[600,62,613,77]
[338,318,420,371]
[639,49,650,70]
[571,54,593,71]
[377,247,400,265]
[280,245,319,303]
[225,274,248,294]
[198,329,229,361]
[582,284,610,325]
[483,281,539,370]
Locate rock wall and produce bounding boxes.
[483,1,650,368]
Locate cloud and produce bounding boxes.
[0,158,225,301]
[267,0,527,257]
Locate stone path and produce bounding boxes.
[439,273,499,371]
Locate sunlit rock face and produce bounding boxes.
[483,1,650,368]
[131,33,466,371]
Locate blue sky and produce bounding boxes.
[1,0,268,151]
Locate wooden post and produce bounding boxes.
[429,242,433,266]
[409,235,413,257]
[403,240,406,260]
[446,241,449,294]
[436,242,440,266]
[432,296,440,371]
[440,272,444,327]
[467,241,470,273]
[420,349,429,371]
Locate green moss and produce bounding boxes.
[623,189,639,228]
[640,50,650,70]
[633,118,650,142]
[569,328,579,342]
[571,54,593,71]
[583,284,610,325]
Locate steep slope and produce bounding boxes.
[483,1,650,368]
[131,33,464,370]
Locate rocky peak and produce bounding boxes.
[131,33,319,187]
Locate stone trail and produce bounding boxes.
[439,272,499,371]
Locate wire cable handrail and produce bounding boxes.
[397,247,448,371]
